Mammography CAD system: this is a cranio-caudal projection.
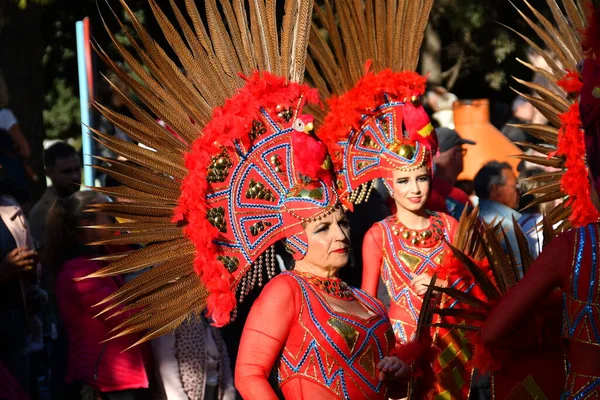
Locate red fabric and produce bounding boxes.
[391,335,439,399]
[55,257,148,392]
[235,272,397,400]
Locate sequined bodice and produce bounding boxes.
[377,213,456,342]
[277,272,395,400]
[563,224,600,347]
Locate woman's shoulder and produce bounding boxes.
[0,108,17,130]
[262,272,302,293]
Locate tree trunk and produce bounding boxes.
[0,2,45,202]
[420,23,442,86]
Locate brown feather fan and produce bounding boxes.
[80,0,314,344]
[306,0,433,122]
[506,0,588,229]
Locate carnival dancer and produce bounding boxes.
[427,1,600,398]
[478,2,600,398]
[75,1,410,399]
[307,0,474,397]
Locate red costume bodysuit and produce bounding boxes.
[362,211,474,398]
[235,271,397,399]
[482,224,600,399]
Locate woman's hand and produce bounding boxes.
[0,247,35,282]
[377,356,409,381]
[410,273,447,296]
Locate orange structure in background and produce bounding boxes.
[454,99,521,181]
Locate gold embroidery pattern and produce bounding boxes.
[327,318,360,353]
[358,346,376,379]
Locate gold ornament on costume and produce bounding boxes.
[207,151,233,183]
[249,119,267,141]
[246,179,276,201]
[328,318,360,353]
[217,255,240,273]
[207,206,227,233]
[387,141,415,159]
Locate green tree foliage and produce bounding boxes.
[426,0,550,102]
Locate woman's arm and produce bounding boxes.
[362,224,384,296]
[235,275,298,400]
[481,231,573,345]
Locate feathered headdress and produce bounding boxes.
[307,0,437,205]
[81,0,339,343]
[507,0,600,229]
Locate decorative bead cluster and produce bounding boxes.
[207,151,233,183]
[295,271,354,301]
[276,105,293,123]
[238,245,277,303]
[246,178,276,201]
[207,206,227,233]
[348,181,374,205]
[270,155,284,173]
[217,255,239,272]
[286,203,340,223]
[249,220,273,236]
[248,119,267,141]
[391,215,445,247]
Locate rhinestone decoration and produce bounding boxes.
[238,245,277,303]
[294,271,354,301]
[207,151,233,183]
[245,178,276,201]
[270,155,284,173]
[249,221,273,236]
[277,107,293,123]
[217,255,239,273]
[361,135,378,149]
[249,119,267,141]
[207,206,227,233]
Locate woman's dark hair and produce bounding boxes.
[43,191,107,272]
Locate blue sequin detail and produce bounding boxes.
[573,227,586,299]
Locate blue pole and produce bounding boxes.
[76,20,94,187]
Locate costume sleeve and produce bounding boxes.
[481,231,574,345]
[235,275,299,400]
[361,224,383,296]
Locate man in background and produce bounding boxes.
[29,142,81,247]
[426,127,475,219]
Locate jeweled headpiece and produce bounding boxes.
[319,68,437,203]
[307,1,437,206]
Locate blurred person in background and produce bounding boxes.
[29,142,81,248]
[517,167,548,258]
[152,316,235,400]
[0,163,40,396]
[0,71,35,209]
[46,191,149,399]
[474,161,532,275]
[426,127,475,219]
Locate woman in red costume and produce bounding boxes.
[477,3,600,398]
[235,205,408,399]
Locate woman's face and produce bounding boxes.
[392,165,430,212]
[301,207,351,272]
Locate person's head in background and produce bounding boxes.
[517,167,547,213]
[474,161,520,210]
[0,71,9,108]
[44,191,113,271]
[433,128,475,185]
[511,96,535,123]
[45,142,81,197]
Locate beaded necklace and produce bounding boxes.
[294,271,354,301]
[390,214,445,248]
